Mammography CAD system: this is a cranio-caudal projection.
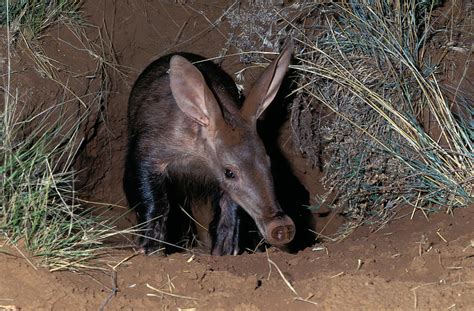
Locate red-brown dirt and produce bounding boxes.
[1,1,472,310]
[1,207,473,310]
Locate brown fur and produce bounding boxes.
[124,41,296,255]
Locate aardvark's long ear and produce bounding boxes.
[169,55,223,127]
[241,39,293,123]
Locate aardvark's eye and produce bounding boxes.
[224,168,236,179]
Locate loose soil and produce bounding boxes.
[1,207,473,310]
[1,1,472,310]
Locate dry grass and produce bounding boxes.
[290,0,472,237]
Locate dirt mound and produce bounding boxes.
[2,205,473,309]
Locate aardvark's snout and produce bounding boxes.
[265,215,295,246]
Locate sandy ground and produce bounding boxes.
[1,207,473,310]
[1,1,473,310]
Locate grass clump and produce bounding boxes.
[0,0,126,271]
[0,81,125,270]
[289,0,472,236]
[0,0,82,43]
[1,86,112,271]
